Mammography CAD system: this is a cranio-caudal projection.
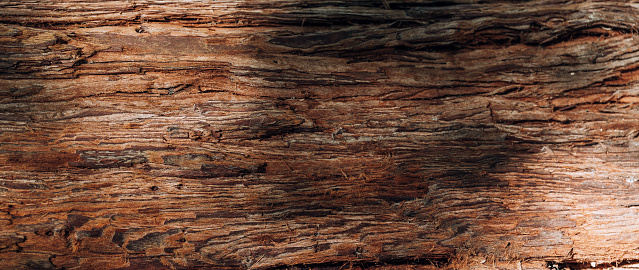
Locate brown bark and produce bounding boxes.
[2,1,639,269]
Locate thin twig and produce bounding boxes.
[382,0,391,9]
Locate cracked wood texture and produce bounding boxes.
[3,0,639,269]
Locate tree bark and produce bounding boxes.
[2,1,639,269]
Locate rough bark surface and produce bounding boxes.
[3,1,639,269]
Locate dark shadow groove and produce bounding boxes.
[265,256,451,270]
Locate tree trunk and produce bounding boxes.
[2,1,639,269]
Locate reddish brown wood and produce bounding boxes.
[3,1,639,269]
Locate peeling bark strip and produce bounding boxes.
[3,0,639,269]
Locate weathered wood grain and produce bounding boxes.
[3,1,639,269]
